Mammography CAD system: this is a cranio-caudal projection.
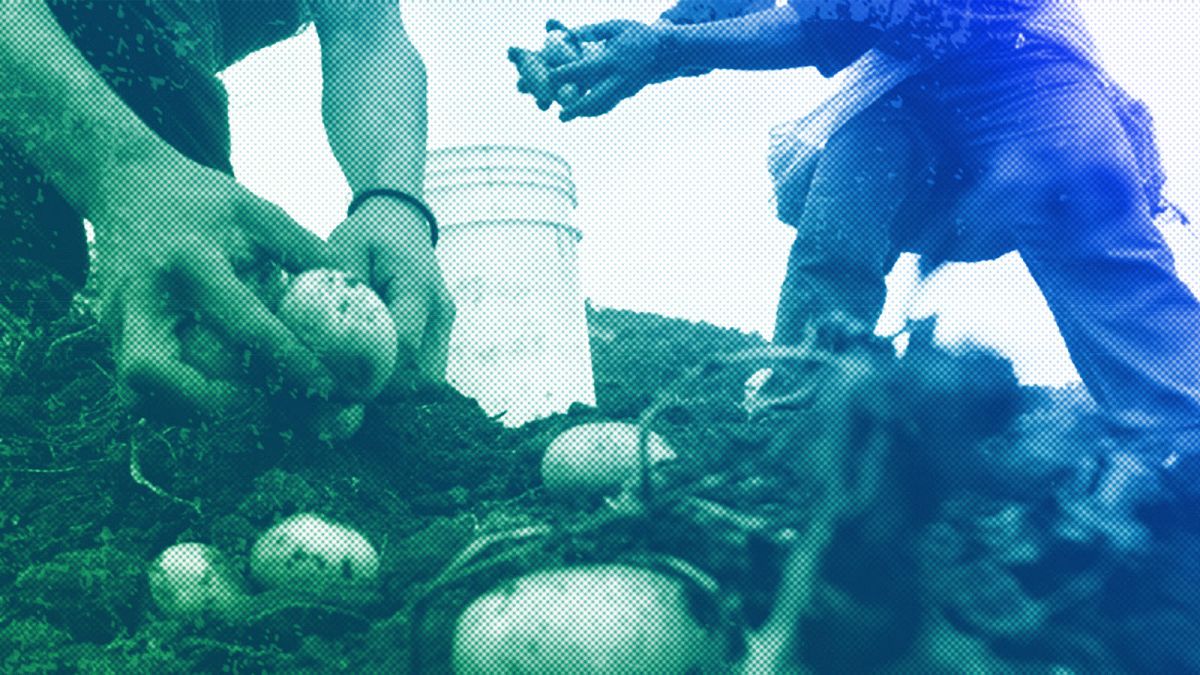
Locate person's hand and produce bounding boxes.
[509,46,556,111]
[509,29,592,111]
[89,154,336,420]
[545,19,677,121]
[327,196,455,399]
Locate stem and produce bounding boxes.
[128,435,200,514]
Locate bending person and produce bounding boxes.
[517,0,1200,490]
[0,0,453,419]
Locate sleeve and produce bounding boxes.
[797,0,1037,75]
[658,0,776,24]
[218,0,311,67]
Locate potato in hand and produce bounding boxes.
[277,269,398,401]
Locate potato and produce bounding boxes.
[148,543,248,619]
[453,564,723,674]
[277,269,398,400]
[250,513,379,596]
[541,422,676,499]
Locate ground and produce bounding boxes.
[2,287,1200,674]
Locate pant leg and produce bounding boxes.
[937,49,1200,450]
[774,104,937,345]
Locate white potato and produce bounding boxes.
[453,564,722,674]
[277,269,398,400]
[250,513,379,595]
[541,422,676,499]
[148,543,248,619]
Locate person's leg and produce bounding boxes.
[942,50,1200,465]
[774,105,936,345]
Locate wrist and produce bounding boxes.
[653,22,689,79]
[346,191,439,249]
[90,135,187,221]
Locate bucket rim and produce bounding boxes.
[425,178,577,209]
[425,164,573,185]
[436,218,582,242]
[427,145,571,173]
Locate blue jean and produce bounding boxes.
[775,40,1200,453]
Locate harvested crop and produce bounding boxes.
[541,421,675,499]
[452,564,722,674]
[148,543,248,619]
[277,269,397,400]
[250,513,379,596]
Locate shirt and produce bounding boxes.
[769,0,1166,218]
[0,0,310,284]
[799,0,1099,76]
[45,0,309,174]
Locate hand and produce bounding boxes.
[90,154,335,420]
[327,196,455,398]
[509,27,585,111]
[509,45,555,111]
[509,40,594,112]
[545,19,677,121]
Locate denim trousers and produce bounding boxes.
[774,40,1200,453]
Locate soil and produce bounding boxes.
[3,285,1200,674]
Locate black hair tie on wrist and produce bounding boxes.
[347,189,439,248]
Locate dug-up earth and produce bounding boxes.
[3,285,1200,674]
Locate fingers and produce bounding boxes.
[240,195,332,274]
[556,83,582,108]
[179,249,335,399]
[117,280,243,420]
[541,31,579,67]
[556,20,628,43]
[417,281,455,382]
[376,273,432,398]
[508,47,555,110]
[371,261,456,398]
[382,265,434,365]
[560,77,627,121]
[547,49,611,89]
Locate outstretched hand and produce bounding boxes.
[510,19,677,121]
[327,196,455,399]
[548,20,674,121]
[91,155,336,421]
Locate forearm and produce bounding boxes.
[667,0,1032,73]
[0,0,180,217]
[659,0,988,75]
[660,5,826,72]
[316,2,428,198]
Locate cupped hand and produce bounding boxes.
[327,195,455,399]
[545,19,674,121]
[90,154,335,420]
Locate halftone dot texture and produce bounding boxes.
[4,0,1200,673]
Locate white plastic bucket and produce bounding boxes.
[426,146,596,427]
